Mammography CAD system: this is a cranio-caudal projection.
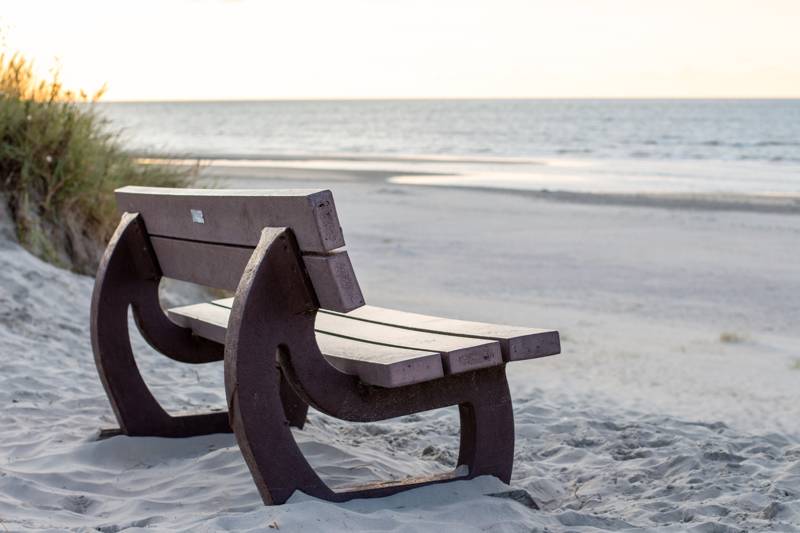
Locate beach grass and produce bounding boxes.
[719,331,746,344]
[0,52,189,273]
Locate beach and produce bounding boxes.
[1,158,799,531]
[3,0,800,524]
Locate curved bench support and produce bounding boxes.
[225,227,514,504]
[91,213,309,437]
[91,213,233,436]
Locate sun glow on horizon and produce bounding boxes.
[3,0,800,101]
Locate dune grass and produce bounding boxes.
[719,331,746,344]
[0,52,189,273]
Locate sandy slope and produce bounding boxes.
[1,181,799,532]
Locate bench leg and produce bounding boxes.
[229,335,515,504]
[91,213,233,437]
[227,342,335,504]
[226,227,516,504]
[457,378,515,483]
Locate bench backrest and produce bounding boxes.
[115,186,364,313]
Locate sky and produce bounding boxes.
[2,0,800,101]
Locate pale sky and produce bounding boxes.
[3,0,800,100]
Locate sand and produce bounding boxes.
[0,168,799,531]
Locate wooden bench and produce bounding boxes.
[91,186,560,505]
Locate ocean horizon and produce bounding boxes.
[98,98,800,197]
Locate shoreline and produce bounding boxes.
[147,156,800,215]
[424,186,800,215]
[133,152,545,165]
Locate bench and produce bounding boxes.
[90,185,561,505]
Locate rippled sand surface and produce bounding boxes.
[1,182,799,531]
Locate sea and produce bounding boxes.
[97,99,800,196]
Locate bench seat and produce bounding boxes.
[167,298,560,388]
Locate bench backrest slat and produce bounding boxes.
[116,186,364,312]
[149,237,252,291]
[116,186,344,252]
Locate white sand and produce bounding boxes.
[1,173,799,532]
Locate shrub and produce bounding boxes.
[0,52,189,274]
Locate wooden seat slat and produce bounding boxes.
[211,299,503,375]
[327,305,560,362]
[165,302,228,344]
[314,314,502,375]
[314,335,444,389]
[167,303,444,388]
